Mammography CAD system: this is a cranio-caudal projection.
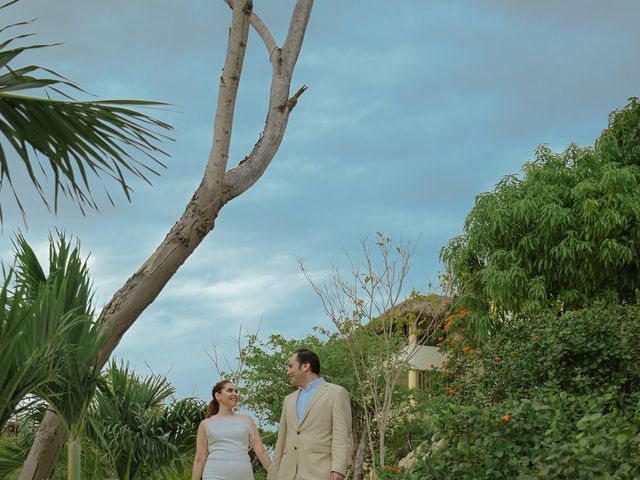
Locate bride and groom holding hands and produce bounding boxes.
[191,348,353,480]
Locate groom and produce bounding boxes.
[268,348,352,480]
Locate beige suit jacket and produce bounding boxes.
[268,381,352,480]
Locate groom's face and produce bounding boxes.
[287,354,306,387]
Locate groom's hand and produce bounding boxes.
[330,472,345,480]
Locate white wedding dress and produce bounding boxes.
[202,414,258,480]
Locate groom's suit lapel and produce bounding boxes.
[298,381,329,428]
[289,392,300,429]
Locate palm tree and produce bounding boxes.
[0,273,59,429]
[0,232,100,430]
[0,0,172,222]
[34,313,103,480]
[87,360,204,480]
[0,231,109,480]
[0,362,204,480]
[0,232,104,480]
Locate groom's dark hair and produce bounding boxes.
[294,348,320,375]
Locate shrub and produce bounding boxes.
[398,304,640,479]
[449,305,640,403]
[407,390,640,479]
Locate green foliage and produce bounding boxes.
[405,391,640,480]
[0,233,101,429]
[410,99,640,479]
[399,305,640,479]
[87,360,205,480]
[0,437,27,479]
[441,98,640,328]
[239,329,360,429]
[451,306,640,404]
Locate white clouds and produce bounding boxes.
[166,267,306,319]
[109,251,322,399]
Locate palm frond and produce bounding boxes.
[0,437,25,478]
[0,1,20,12]
[87,361,203,479]
[11,232,45,301]
[0,9,173,222]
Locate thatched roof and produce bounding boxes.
[383,294,449,323]
[370,294,450,337]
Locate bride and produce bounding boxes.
[192,380,271,480]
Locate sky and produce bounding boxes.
[1,0,639,402]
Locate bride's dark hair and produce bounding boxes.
[207,380,231,417]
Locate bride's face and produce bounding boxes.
[216,382,239,408]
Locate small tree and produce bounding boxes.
[17,235,104,480]
[0,233,105,480]
[302,233,441,474]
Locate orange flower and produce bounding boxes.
[502,415,510,422]
[495,355,502,362]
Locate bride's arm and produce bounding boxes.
[191,420,208,480]
[247,416,272,472]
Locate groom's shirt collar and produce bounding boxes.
[296,377,324,422]
[299,376,323,392]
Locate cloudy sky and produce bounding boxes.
[2,0,639,401]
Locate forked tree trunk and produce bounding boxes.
[19,1,314,478]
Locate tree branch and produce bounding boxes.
[221,0,314,204]
[224,0,278,59]
[201,0,253,193]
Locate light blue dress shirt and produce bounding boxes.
[296,377,324,423]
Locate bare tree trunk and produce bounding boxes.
[17,410,66,480]
[378,425,386,469]
[19,1,314,478]
[353,421,368,480]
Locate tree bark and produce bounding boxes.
[19,1,314,478]
[353,420,368,480]
[17,410,66,480]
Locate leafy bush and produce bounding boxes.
[450,305,640,403]
[396,305,640,479]
[409,390,640,479]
